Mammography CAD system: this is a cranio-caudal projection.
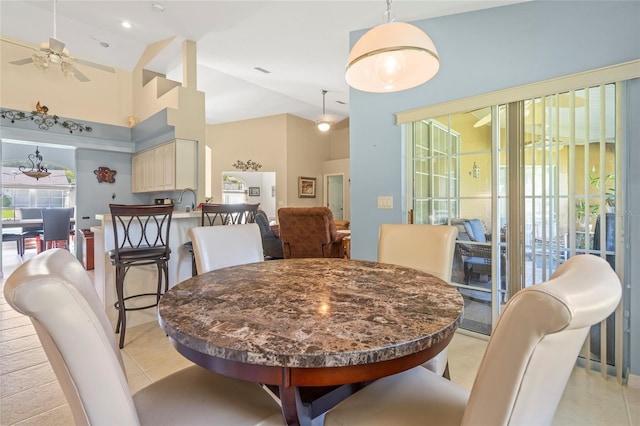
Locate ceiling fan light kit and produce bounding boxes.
[346,0,440,93]
[3,0,115,82]
[315,90,332,132]
[316,120,331,132]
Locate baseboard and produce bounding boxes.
[628,373,640,389]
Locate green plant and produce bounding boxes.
[575,167,615,227]
[64,169,76,184]
[2,194,12,208]
[575,198,599,222]
[589,167,615,208]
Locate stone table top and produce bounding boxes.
[159,258,464,369]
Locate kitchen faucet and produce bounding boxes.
[177,188,197,210]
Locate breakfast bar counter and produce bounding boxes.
[92,210,201,327]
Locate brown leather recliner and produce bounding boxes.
[277,207,345,258]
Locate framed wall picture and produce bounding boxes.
[248,187,260,197]
[298,177,316,198]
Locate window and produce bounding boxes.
[221,174,247,204]
[1,166,75,219]
[408,119,460,225]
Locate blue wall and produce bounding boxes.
[348,1,640,376]
[75,149,145,231]
[349,0,640,260]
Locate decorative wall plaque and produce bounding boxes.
[94,167,116,183]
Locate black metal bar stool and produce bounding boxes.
[184,203,259,276]
[109,204,172,348]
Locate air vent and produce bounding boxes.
[336,100,347,105]
[254,67,271,74]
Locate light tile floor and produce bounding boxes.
[1,246,638,425]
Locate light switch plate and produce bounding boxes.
[377,196,393,209]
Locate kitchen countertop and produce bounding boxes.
[95,210,201,221]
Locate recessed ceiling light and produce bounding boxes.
[151,3,166,12]
[121,21,132,29]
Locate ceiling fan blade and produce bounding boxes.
[10,57,34,66]
[73,58,116,73]
[49,37,66,54]
[0,36,39,52]
[70,67,91,83]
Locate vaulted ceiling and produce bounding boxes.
[0,1,527,125]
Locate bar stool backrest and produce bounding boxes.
[108,204,173,262]
[201,203,259,226]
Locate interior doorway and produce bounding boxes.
[325,174,344,220]
[221,171,276,220]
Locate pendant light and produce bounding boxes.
[20,146,51,180]
[315,90,331,132]
[346,0,440,93]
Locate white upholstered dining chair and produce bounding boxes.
[189,223,264,274]
[3,249,283,426]
[324,254,621,426]
[377,223,458,378]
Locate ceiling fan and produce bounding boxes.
[2,0,115,82]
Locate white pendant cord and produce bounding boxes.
[52,0,57,38]
[322,90,327,116]
[384,0,395,24]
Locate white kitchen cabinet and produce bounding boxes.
[132,139,196,193]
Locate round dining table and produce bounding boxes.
[158,258,464,426]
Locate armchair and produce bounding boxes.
[277,207,345,258]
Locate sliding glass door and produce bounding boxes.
[406,84,621,374]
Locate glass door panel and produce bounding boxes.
[408,111,497,336]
